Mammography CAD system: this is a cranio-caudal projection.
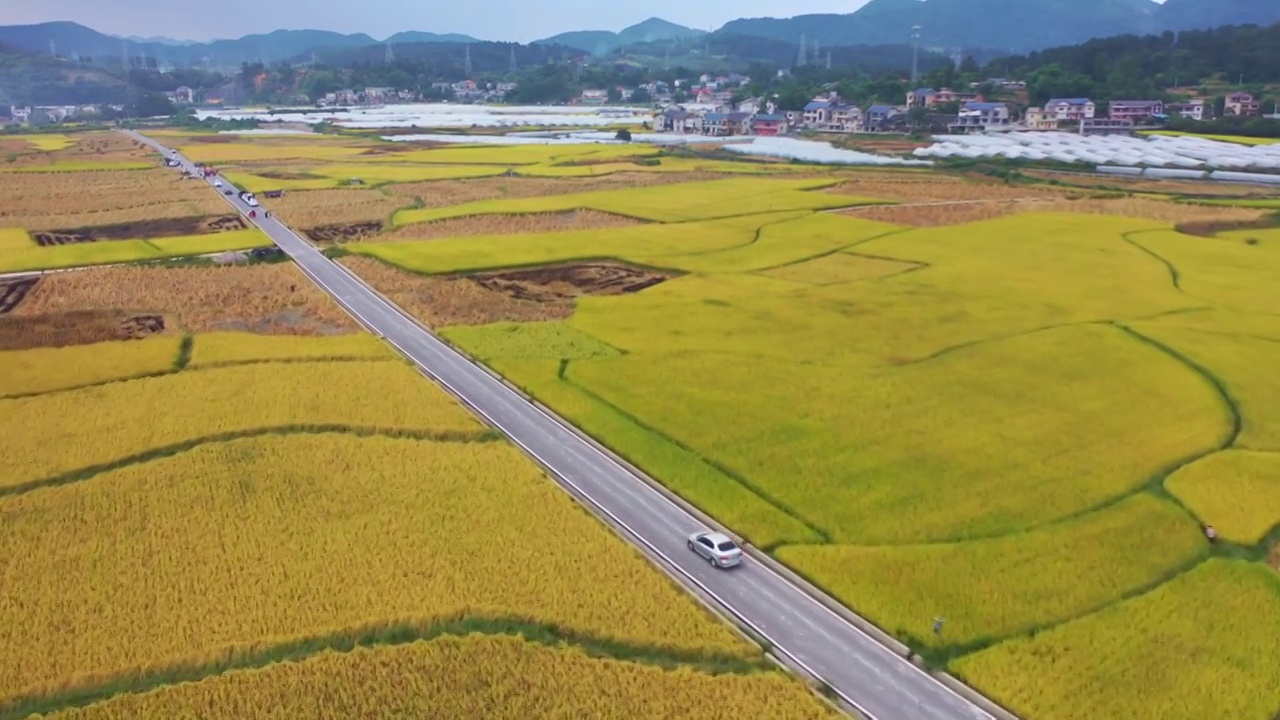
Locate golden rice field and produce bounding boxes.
[0,162,828,720]
[39,635,838,720]
[341,154,1280,720]
[952,560,1280,720]
[11,128,1279,718]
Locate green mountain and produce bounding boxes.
[714,0,1220,54]
[536,17,705,55]
[1157,0,1280,31]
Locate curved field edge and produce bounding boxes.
[949,559,1280,720]
[483,356,823,548]
[0,332,398,400]
[0,425,499,499]
[774,493,1210,655]
[1165,449,1280,545]
[2,616,773,720]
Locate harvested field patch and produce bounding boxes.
[841,196,1268,226]
[0,168,227,230]
[0,310,167,350]
[265,188,407,229]
[31,215,246,246]
[6,132,149,169]
[381,210,643,241]
[338,256,667,327]
[825,173,1071,203]
[382,172,732,210]
[11,265,357,337]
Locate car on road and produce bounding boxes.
[687,530,742,568]
[223,189,234,195]
[213,179,223,187]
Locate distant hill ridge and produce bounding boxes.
[717,0,1280,54]
[0,0,1276,68]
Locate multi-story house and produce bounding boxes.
[701,112,751,136]
[579,89,608,105]
[1108,100,1165,123]
[907,87,981,109]
[751,114,788,136]
[863,104,904,132]
[1023,107,1059,130]
[654,107,702,134]
[948,102,1011,133]
[1168,100,1209,121]
[1044,97,1096,121]
[1225,92,1260,116]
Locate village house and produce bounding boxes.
[654,107,702,134]
[863,104,904,132]
[702,111,752,136]
[579,89,609,105]
[1044,97,1096,121]
[1023,107,1059,130]
[948,102,1011,133]
[907,87,981,109]
[1108,100,1165,123]
[751,113,788,136]
[1168,99,1209,121]
[1225,92,1260,117]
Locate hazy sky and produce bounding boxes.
[5,0,878,43]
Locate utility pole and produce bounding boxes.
[910,25,922,84]
[797,34,807,67]
[464,45,472,76]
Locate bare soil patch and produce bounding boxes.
[1269,542,1279,573]
[380,210,643,242]
[1175,217,1280,237]
[341,256,669,327]
[0,310,166,350]
[383,171,730,210]
[470,262,669,301]
[840,196,1269,227]
[10,264,357,344]
[0,277,39,314]
[306,222,385,243]
[32,215,246,246]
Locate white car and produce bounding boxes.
[687,531,743,568]
[213,179,223,187]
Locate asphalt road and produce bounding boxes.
[127,130,998,720]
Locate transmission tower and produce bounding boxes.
[385,42,395,64]
[122,40,130,70]
[509,45,517,72]
[49,39,57,57]
[812,38,820,64]
[826,51,832,70]
[663,47,670,69]
[910,25,922,83]
[797,34,807,67]
[464,45,472,75]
